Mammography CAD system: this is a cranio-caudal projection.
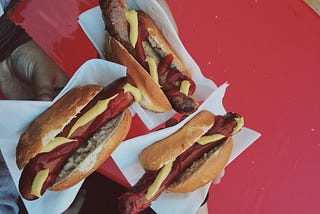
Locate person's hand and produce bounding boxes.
[213,168,225,184]
[0,40,69,101]
[195,169,225,214]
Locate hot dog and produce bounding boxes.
[118,110,244,213]
[100,0,199,115]
[16,77,140,200]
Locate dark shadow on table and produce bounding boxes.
[79,172,156,214]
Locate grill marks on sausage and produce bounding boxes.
[100,0,135,56]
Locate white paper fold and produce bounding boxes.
[78,0,217,129]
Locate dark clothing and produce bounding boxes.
[0,16,32,62]
[79,172,156,214]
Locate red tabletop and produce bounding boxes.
[8,0,320,213]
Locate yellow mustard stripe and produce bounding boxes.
[68,94,118,137]
[145,160,174,200]
[125,10,139,48]
[31,168,49,198]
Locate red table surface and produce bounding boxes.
[7,0,320,213]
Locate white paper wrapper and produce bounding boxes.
[112,83,261,214]
[78,0,217,130]
[0,59,131,214]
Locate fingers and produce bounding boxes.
[213,168,225,184]
[0,58,34,100]
[37,93,54,101]
[9,40,69,101]
[34,73,69,101]
[9,41,38,83]
[33,67,68,101]
[32,68,61,101]
[32,46,69,100]
[52,68,69,98]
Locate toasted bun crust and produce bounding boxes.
[105,35,172,112]
[16,85,103,169]
[137,11,191,77]
[49,109,131,191]
[139,110,215,171]
[167,138,233,193]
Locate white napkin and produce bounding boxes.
[0,59,131,214]
[78,0,217,130]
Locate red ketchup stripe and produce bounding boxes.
[135,22,149,69]
[158,54,173,76]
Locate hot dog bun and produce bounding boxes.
[137,11,191,77]
[105,35,172,112]
[167,137,233,193]
[50,109,131,191]
[139,110,215,171]
[16,84,103,170]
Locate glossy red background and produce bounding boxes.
[8,0,320,213]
